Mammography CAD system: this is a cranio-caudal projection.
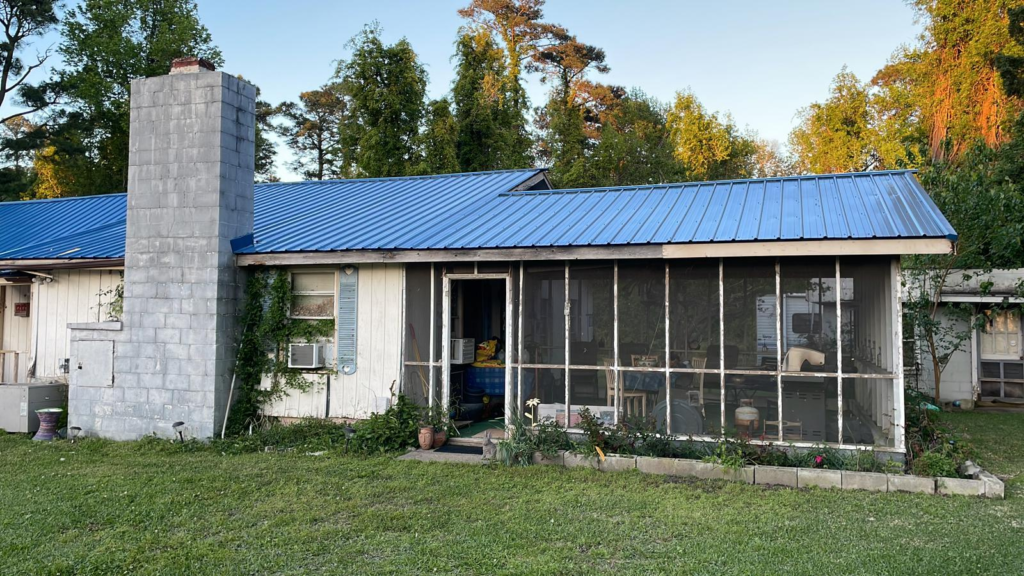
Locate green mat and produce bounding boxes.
[457,420,503,438]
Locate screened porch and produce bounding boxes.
[402,256,904,451]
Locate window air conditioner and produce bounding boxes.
[288,343,325,369]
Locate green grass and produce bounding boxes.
[2,415,1023,575]
[941,411,1024,490]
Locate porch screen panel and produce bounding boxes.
[840,258,896,375]
[840,258,899,447]
[841,377,896,447]
[780,258,840,443]
[568,262,614,409]
[520,263,567,418]
[720,260,777,438]
[668,260,720,436]
[617,260,667,429]
[403,263,435,406]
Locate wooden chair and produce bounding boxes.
[603,359,647,418]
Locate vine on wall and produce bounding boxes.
[227,268,335,434]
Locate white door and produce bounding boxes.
[1,285,33,383]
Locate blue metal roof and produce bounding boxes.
[0,169,956,261]
[0,193,127,260]
[241,169,956,253]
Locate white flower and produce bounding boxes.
[525,398,540,408]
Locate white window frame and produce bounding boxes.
[979,309,1022,361]
[288,269,338,321]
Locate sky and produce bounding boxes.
[6,1,925,181]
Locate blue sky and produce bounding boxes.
[8,1,924,181]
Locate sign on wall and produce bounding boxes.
[13,302,29,317]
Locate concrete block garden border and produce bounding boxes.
[538,451,1004,499]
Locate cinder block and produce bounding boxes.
[599,454,636,473]
[635,456,677,475]
[936,477,985,497]
[798,468,842,489]
[532,451,564,466]
[842,471,888,492]
[888,474,936,494]
[754,465,798,488]
[563,452,598,469]
[979,471,1005,499]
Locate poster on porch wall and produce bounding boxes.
[537,404,615,427]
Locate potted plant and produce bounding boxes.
[417,423,434,450]
[423,402,456,449]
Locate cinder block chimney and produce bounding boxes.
[105,58,255,439]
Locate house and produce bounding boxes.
[0,59,958,455]
[906,269,1024,404]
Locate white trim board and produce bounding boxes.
[236,238,953,266]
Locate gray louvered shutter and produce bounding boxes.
[337,266,358,374]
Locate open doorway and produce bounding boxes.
[445,276,510,440]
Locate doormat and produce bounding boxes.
[433,444,483,455]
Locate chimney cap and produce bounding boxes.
[170,57,215,74]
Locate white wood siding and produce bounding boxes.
[261,263,404,420]
[31,270,122,382]
[1,285,33,382]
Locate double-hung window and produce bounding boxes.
[290,271,336,320]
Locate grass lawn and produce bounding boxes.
[1,416,1023,575]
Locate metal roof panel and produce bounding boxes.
[0,169,957,261]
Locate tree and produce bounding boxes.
[0,116,36,199]
[666,90,756,180]
[906,117,1024,401]
[451,30,530,171]
[416,98,459,175]
[589,90,682,187]
[788,68,925,174]
[749,138,792,178]
[274,84,345,181]
[997,6,1024,98]
[51,0,222,194]
[879,0,1024,161]
[458,1,558,168]
[335,24,427,177]
[239,78,278,183]
[0,0,59,124]
[458,0,558,107]
[533,30,613,187]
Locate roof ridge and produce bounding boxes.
[254,168,543,187]
[0,192,127,206]
[500,169,921,197]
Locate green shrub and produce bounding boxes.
[912,450,959,477]
[349,394,423,455]
[533,420,572,458]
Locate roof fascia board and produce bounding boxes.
[236,238,953,266]
[0,258,125,270]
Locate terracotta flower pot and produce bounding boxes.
[418,426,434,450]
[432,429,447,449]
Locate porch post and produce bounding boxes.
[664,262,671,434]
[836,257,844,445]
[719,259,725,436]
[428,263,435,407]
[564,262,570,424]
[775,259,782,442]
[441,272,451,413]
[892,258,905,451]
[613,261,620,425]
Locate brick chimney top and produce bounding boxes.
[170,57,215,74]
